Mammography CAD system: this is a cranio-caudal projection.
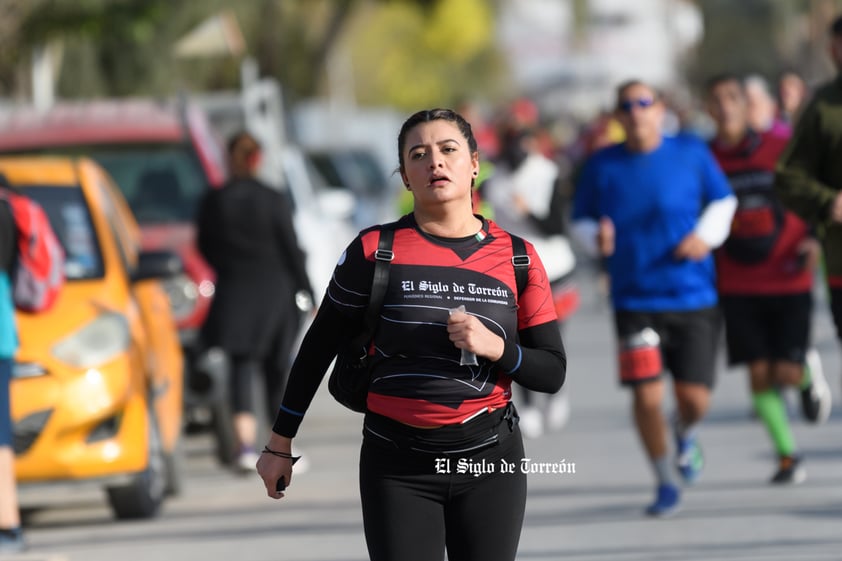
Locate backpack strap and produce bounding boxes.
[362,227,394,336]
[510,234,529,298]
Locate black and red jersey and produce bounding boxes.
[710,131,812,295]
[273,214,564,436]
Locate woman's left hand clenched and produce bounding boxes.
[447,309,504,362]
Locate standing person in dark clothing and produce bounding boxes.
[706,74,831,485]
[197,131,314,472]
[0,175,24,553]
[257,108,566,561]
[775,14,842,363]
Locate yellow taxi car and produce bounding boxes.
[0,156,185,519]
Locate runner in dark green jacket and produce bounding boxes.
[775,14,842,343]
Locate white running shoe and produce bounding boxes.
[519,406,544,439]
[545,391,571,431]
[801,348,831,424]
[236,449,261,473]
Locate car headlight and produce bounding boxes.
[161,273,201,321]
[52,312,131,368]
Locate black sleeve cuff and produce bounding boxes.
[272,408,305,438]
[495,340,522,374]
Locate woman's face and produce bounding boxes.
[400,119,479,208]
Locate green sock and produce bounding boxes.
[752,389,796,457]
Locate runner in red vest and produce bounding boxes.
[706,73,832,484]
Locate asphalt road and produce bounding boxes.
[10,262,842,561]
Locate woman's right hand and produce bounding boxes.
[256,434,294,500]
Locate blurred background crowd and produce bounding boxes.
[0,0,839,217]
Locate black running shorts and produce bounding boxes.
[719,292,812,366]
[613,307,721,389]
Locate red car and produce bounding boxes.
[0,98,227,410]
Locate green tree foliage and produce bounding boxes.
[346,0,507,110]
[19,0,194,97]
[0,0,46,97]
[687,0,842,93]
[16,0,266,98]
[238,0,355,105]
[9,0,504,108]
[688,0,789,84]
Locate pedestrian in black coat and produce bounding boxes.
[197,131,314,471]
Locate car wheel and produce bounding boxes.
[106,404,167,519]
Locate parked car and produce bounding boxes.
[304,146,400,228]
[0,155,185,519]
[0,98,227,414]
[275,143,358,292]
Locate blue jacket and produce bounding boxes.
[0,273,17,359]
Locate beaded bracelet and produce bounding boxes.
[262,446,301,465]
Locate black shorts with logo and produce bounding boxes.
[613,307,721,389]
[719,292,812,366]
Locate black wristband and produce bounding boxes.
[261,446,301,465]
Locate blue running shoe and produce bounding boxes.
[676,437,704,484]
[0,527,25,554]
[645,483,680,517]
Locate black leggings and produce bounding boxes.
[228,354,289,421]
[359,409,526,561]
[229,313,300,417]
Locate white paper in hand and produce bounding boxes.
[449,305,478,366]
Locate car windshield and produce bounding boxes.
[83,144,207,225]
[20,186,104,281]
[5,144,208,225]
[308,150,389,197]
